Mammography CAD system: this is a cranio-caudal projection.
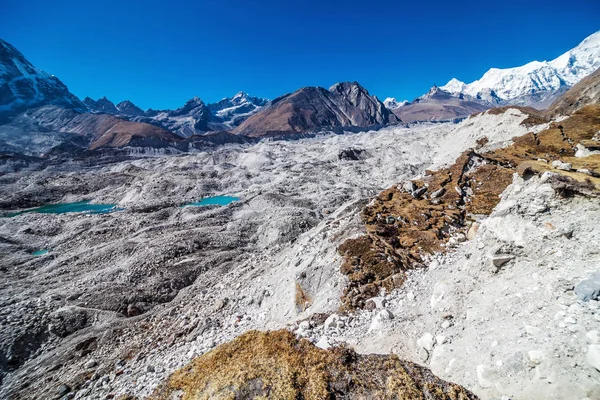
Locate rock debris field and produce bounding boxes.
[1,108,599,399]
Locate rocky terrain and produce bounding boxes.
[3,100,588,399]
[1,30,600,400]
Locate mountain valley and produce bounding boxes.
[0,28,600,400]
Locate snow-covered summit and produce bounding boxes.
[441,31,600,104]
[383,97,409,109]
[207,92,269,127]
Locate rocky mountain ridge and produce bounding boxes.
[0,39,85,122]
[234,82,399,136]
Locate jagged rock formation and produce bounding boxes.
[137,96,227,137]
[154,330,477,400]
[392,86,492,123]
[116,100,146,116]
[207,91,269,127]
[234,82,399,136]
[83,92,269,137]
[83,96,119,114]
[0,39,85,121]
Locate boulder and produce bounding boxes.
[411,186,427,199]
[417,332,435,352]
[402,181,416,193]
[574,272,600,302]
[551,160,572,171]
[430,187,446,199]
[587,345,600,371]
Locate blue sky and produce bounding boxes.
[1,0,598,110]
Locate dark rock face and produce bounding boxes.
[338,148,366,161]
[0,39,85,121]
[83,96,119,114]
[234,82,399,136]
[116,100,145,116]
[329,82,397,126]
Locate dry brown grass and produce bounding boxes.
[152,330,478,400]
[338,104,600,309]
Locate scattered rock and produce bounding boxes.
[368,309,394,332]
[466,223,479,240]
[491,254,514,272]
[417,332,435,352]
[551,160,572,171]
[402,181,416,193]
[575,273,600,301]
[528,350,545,365]
[56,384,71,398]
[587,345,600,371]
[431,187,446,199]
[411,186,427,199]
[315,336,331,349]
[84,359,97,369]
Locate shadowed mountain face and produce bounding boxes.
[234,82,399,137]
[392,86,492,123]
[0,39,85,121]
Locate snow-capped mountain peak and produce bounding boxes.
[440,30,600,108]
[383,97,409,109]
[441,78,467,94]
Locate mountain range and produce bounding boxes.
[0,31,599,157]
[439,30,600,109]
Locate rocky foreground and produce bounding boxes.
[0,100,599,399]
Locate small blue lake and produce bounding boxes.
[183,196,240,207]
[32,249,49,256]
[6,201,118,217]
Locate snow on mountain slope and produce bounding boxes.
[383,97,409,109]
[207,91,269,127]
[441,31,600,105]
[0,39,84,119]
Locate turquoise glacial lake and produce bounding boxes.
[6,201,118,217]
[183,196,240,207]
[32,249,49,256]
